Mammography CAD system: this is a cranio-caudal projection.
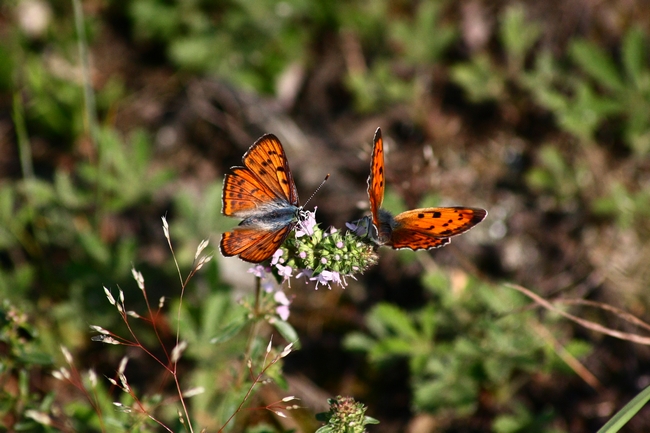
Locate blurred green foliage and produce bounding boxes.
[2,0,650,431]
[345,268,585,431]
[128,0,311,92]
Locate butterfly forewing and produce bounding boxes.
[367,128,385,229]
[222,168,278,217]
[242,134,299,206]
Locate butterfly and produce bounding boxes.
[352,127,487,250]
[220,134,303,263]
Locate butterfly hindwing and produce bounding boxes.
[220,225,294,263]
[388,230,450,250]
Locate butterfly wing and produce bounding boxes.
[389,230,451,250]
[387,207,487,250]
[222,167,279,217]
[242,134,299,206]
[220,225,293,263]
[367,128,385,230]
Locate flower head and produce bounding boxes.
[267,208,377,289]
[315,395,379,432]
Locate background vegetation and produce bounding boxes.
[2,0,650,431]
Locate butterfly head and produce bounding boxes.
[346,216,380,245]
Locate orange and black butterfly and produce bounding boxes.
[352,127,487,250]
[220,134,303,263]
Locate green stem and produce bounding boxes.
[12,93,33,179]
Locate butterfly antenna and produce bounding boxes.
[302,174,330,208]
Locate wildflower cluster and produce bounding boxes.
[315,395,379,433]
[267,209,378,289]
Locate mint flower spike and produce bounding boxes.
[271,208,378,289]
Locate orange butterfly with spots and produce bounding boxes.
[352,127,487,250]
[220,134,304,263]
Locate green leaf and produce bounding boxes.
[21,178,57,208]
[210,318,246,344]
[76,227,110,265]
[597,384,650,432]
[272,319,300,348]
[450,55,504,102]
[500,4,541,68]
[342,332,376,352]
[16,350,53,366]
[364,416,380,425]
[367,303,419,341]
[570,39,624,92]
[418,304,437,340]
[53,171,86,209]
[390,1,457,65]
[622,26,646,87]
[371,337,416,360]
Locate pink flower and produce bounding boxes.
[309,270,350,290]
[261,279,275,293]
[274,291,291,321]
[296,269,313,283]
[276,264,293,282]
[276,305,290,321]
[248,265,267,278]
[311,270,335,290]
[271,249,284,265]
[296,209,317,237]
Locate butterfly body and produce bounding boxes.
[220,134,302,263]
[356,128,487,250]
